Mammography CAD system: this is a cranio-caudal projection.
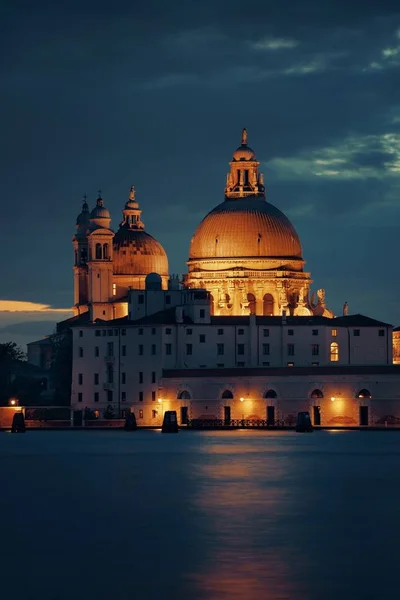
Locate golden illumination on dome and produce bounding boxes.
[189,197,302,262]
[113,187,168,276]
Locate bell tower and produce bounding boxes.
[72,197,90,316]
[87,194,115,321]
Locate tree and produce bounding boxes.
[0,342,25,363]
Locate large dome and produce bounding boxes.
[113,229,168,276]
[189,196,302,261]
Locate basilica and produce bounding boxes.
[30,129,400,428]
[72,129,333,322]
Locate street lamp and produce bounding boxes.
[8,398,18,406]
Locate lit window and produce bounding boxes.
[112,283,116,296]
[330,342,339,362]
[331,329,337,337]
[287,362,294,367]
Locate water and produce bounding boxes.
[1,430,400,600]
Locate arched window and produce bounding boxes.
[221,390,234,399]
[311,389,324,398]
[103,243,109,259]
[263,293,274,316]
[247,293,256,315]
[177,390,191,400]
[357,389,371,399]
[95,243,102,259]
[330,342,339,362]
[264,389,277,399]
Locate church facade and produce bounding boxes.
[62,129,400,426]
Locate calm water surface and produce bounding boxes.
[1,430,400,600]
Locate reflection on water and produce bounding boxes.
[1,430,400,600]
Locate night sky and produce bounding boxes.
[1,1,400,348]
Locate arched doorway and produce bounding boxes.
[221,389,233,423]
[264,389,277,425]
[177,390,191,424]
[263,293,274,316]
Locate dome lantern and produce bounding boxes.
[226,128,265,199]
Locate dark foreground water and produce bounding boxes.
[1,430,400,600]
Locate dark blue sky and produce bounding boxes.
[1,0,400,342]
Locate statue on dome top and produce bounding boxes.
[241,128,248,145]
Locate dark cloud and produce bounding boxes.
[0,0,400,329]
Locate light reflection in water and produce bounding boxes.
[186,433,308,599]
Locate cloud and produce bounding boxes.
[0,301,71,313]
[251,37,298,51]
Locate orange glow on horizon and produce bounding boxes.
[0,300,72,313]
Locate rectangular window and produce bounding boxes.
[217,343,224,355]
[107,390,113,404]
[112,283,116,296]
[79,330,83,338]
[114,329,118,336]
[312,344,319,356]
[186,344,193,355]
[94,392,99,403]
[102,330,107,337]
[122,345,126,356]
[78,373,83,385]
[218,328,224,336]
[354,329,360,336]
[107,342,114,357]
[165,343,172,355]
[186,328,192,335]
[121,391,126,402]
[95,346,99,357]
[330,342,339,362]
[121,329,126,336]
[262,343,270,355]
[287,362,294,367]
[263,329,269,337]
[152,391,156,401]
[139,391,143,402]
[139,372,143,384]
[237,344,245,355]
[151,344,156,355]
[79,347,83,357]
[312,329,319,336]
[138,328,143,335]
[152,410,157,419]
[94,373,99,385]
[139,409,143,419]
[78,392,83,403]
[199,334,206,343]
[151,371,156,383]
[108,330,113,337]
[165,328,172,335]
[200,309,205,318]
[107,365,114,384]
[152,328,156,335]
[166,295,171,305]
[379,329,385,337]
[331,329,337,337]
[138,294,144,304]
[95,330,101,337]
[121,372,126,384]
[139,344,144,355]
[238,328,244,335]
[287,344,295,356]
[288,330,294,336]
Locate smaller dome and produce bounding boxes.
[76,201,90,226]
[145,272,162,291]
[232,144,256,162]
[90,204,110,220]
[113,229,168,276]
